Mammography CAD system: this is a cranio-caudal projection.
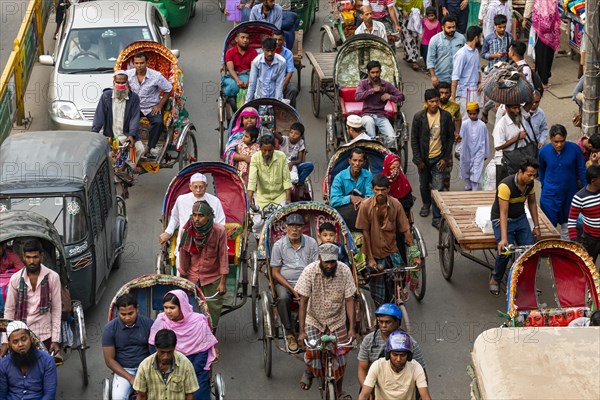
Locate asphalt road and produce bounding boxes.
[49,1,507,398]
[0,0,32,70]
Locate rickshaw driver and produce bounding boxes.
[355,61,405,150]
[364,0,401,38]
[296,244,357,400]
[223,29,258,112]
[247,134,292,233]
[330,148,374,231]
[1,240,62,358]
[270,213,319,353]
[126,52,173,159]
[355,175,421,307]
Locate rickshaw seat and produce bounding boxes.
[339,87,396,119]
[225,223,243,265]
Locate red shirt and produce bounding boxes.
[225,46,258,73]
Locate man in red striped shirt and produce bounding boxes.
[568,165,600,262]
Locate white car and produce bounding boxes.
[39,1,179,130]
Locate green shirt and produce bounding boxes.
[247,149,292,208]
[133,351,199,399]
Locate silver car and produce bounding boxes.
[39,1,178,130]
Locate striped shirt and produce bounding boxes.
[481,32,513,70]
[357,329,427,368]
[568,187,600,239]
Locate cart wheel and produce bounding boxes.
[326,114,336,161]
[102,378,111,400]
[178,131,198,170]
[411,225,426,302]
[252,284,259,333]
[399,303,411,335]
[320,29,336,53]
[439,219,455,280]
[218,97,226,156]
[261,292,272,377]
[311,68,321,118]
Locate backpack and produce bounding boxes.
[517,62,544,96]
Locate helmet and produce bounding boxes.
[375,303,403,321]
[385,331,413,361]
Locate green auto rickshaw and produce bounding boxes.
[146,0,197,28]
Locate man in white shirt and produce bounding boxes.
[342,114,372,147]
[159,173,226,263]
[492,104,528,185]
[355,6,388,41]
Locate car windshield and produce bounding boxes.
[59,27,154,73]
[0,196,88,244]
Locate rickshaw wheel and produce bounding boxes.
[252,284,259,333]
[79,347,89,386]
[411,225,426,302]
[325,381,336,400]
[311,69,321,118]
[400,142,409,174]
[178,131,198,170]
[213,372,225,400]
[358,288,376,334]
[399,303,411,335]
[439,219,455,280]
[325,114,336,161]
[102,378,110,400]
[217,96,226,155]
[261,292,272,377]
[73,300,89,386]
[320,30,336,53]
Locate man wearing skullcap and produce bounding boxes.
[178,201,229,329]
[0,321,58,399]
[92,70,144,181]
[459,102,489,191]
[160,173,226,269]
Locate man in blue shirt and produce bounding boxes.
[426,16,466,87]
[0,321,57,400]
[451,25,482,118]
[523,92,548,147]
[330,148,374,230]
[272,30,298,108]
[246,38,287,102]
[102,292,154,400]
[249,0,282,28]
[440,0,468,33]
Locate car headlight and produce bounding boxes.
[51,101,83,120]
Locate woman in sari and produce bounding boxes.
[222,106,260,165]
[149,290,218,400]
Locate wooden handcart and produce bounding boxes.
[305,51,336,118]
[433,190,560,280]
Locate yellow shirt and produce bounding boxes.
[427,111,442,159]
[247,150,292,208]
[364,358,428,400]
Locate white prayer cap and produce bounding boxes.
[190,173,207,183]
[113,70,128,77]
[6,321,29,339]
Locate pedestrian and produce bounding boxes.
[522,92,548,148]
[568,165,600,262]
[523,0,561,90]
[492,104,528,186]
[0,321,57,400]
[134,329,199,400]
[440,0,469,33]
[437,81,462,184]
[411,88,455,228]
[459,102,489,191]
[481,0,512,38]
[538,124,586,240]
[178,201,229,330]
[396,0,423,71]
[451,25,483,121]
[358,331,431,400]
[245,38,286,102]
[420,7,441,63]
[426,15,466,87]
[148,292,218,400]
[1,239,61,358]
[296,243,357,400]
[489,159,541,295]
[355,175,421,306]
[102,292,154,400]
[481,14,513,72]
[576,134,600,164]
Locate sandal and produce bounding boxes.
[410,62,420,71]
[300,370,313,391]
[489,273,500,296]
[339,390,353,400]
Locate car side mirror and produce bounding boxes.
[159,26,169,36]
[171,49,180,58]
[39,55,55,66]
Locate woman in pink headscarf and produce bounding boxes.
[222,106,260,165]
[382,153,414,214]
[524,0,561,89]
[149,290,217,400]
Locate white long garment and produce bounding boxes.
[459,119,489,184]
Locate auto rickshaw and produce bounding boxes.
[141,0,198,28]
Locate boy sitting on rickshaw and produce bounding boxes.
[273,122,314,187]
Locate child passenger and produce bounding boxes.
[233,126,260,183]
[273,122,314,185]
[318,222,350,266]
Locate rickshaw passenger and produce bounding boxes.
[245,38,286,103]
[178,201,229,330]
[382,154,414,215]
[271,213,319,353]
[148,291,218,400]
[1,240,61,358]
[247,134,292,231]
[364,0,401,35]
[0,321,57,400]
[223,29,258,113]
[359,331,431,400]
[159,173,226,255]
[248,0,282,28]
[355,6,388,41]
[273,122,314,185]
[355,175,421,307]
[357,304,426,389]
[341,115,373,147]
[233,126,261,184]
[318,223,350,266]
[0,242,23,274]
[126,52,173,159]
[355,61,405,150]
[296,244,357,400]
[272,30,299,108]
[223,107,261,166]
[330,148,374,231]
[102,292,154,400]
[92,70,145,180]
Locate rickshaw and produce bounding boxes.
[102,274,225,399]
[253,201,377,378]
[156,162,254,324]
[112,41,198,197]
[321,35,409,170]
[0,211,89,386]
[222,98,314,202]
[322,140,428,304]
[320,0,357,52]
[218,21,304,141]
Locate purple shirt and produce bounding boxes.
[0,349,57,400]
[355,78,404,116]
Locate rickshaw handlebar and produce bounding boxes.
[303,337,354,351]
